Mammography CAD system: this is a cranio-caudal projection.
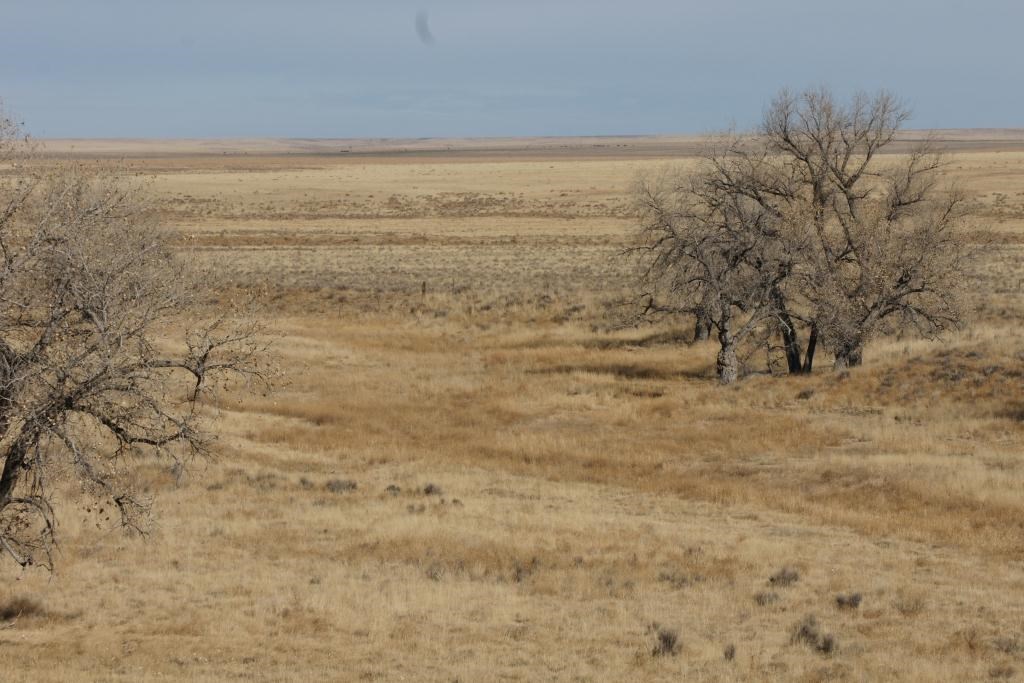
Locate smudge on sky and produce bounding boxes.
[415,11,434,45]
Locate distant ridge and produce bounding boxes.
[37,129,1024,159]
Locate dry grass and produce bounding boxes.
[0,136,1023,681]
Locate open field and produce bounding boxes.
[35,129,1024,159]
[2,134,1024,681]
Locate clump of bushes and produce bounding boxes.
[769,566,800,587]
[648,623,681,657]
[791,615,837,656]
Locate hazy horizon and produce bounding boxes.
[32,128,1024,143]
[2,0,1021,139]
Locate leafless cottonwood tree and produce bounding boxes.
[759,87,970,369]
[631,87,971,381]
[0,112,271,568]
[632,159,794,383]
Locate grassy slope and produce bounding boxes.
[1,139,1023,681]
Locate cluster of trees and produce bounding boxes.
[631,87,971,384]
[0,109,269,568]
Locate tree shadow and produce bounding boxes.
[582,329,696,350]
[533,362,709,381]
[0,596,45,621]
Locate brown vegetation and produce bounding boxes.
[0,118,270,569]
[0,126,1021,680]
[632,88,972,383]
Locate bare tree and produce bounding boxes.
[760,87,970,369]
[630,87,971,379]
[631,158,791,384]
[0,112,271,568]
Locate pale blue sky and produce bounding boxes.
[1,0,1020,138]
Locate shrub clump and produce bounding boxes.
[791,615,837,656]
[836,592,862,610]
[648,623,681,657]
[769,566,800,587]
[325,479,357,493]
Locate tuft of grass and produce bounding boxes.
[894,590,926,617]
[657,570,704,590]
[512,558,539,584]
[768,566,800,587]
[325,479,357,493]
[791,615,837,656]
[992,636,1022,655]
[836,592,862,610]
[648,623,681,657]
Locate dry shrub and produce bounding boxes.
[648,623,681,657]
[769,566,800,587]
[791,615,837,656]
[325,479,358,493]
[835,592,862,610]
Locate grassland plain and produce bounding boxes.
[1,134,1024,681]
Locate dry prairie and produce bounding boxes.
[1,134,1024,682]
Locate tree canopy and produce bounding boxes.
[632,87,971,383]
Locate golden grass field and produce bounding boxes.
[2,133,1024,681]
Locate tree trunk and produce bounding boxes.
[772,288,804,374]
[802,324,818,373]
[0,436,29,511]
[780,322,803,374]
[693,292,713,343]
[717,343,739,384]
[833,343,863,370]
[716,307,739,384]
[693,312,711,342]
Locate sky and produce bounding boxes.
[0,0,1021,138]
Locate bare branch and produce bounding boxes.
[0,110,273,568]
